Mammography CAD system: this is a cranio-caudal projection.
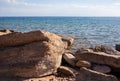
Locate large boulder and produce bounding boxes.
[0,30,65,77]
[77,67,118,81]
[75,50,120,68]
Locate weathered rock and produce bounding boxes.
[57,66,78,77]
[63,52,76,66]
[0,30,65,77]
[22,75,57,81]
[116,44,120,52]
[0,76,56,81]
[91,45,120,55]
[0,30,53,47]
[60,35,74,49]
[0,29,15,36]
[119,78,120,81]
[76,60,91,68]
[0,75,76,81]
[76,48,93,54]
[78,67,118,81]
[75,50,120,68]
[92,64,111,73]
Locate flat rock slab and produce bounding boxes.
[0,75,76,81]
[92,64,111,73]
[75,50,120,68]
[90,45,120,55]
[0,30,54,47]
[78,67,118,81]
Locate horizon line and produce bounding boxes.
[0,16,120,17]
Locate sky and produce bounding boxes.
[0,0,120,16]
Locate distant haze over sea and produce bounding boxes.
[0,17,120,48]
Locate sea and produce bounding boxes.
[0,17,120,49]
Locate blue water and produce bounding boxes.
[0,17,120,48]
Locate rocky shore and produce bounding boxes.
[0,29,120,81]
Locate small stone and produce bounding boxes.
[58,66,78,77]
[116,44,120,52]
[92,64,111,73]
[63,52,76,66]
[60,35,74,49]
[76,60,91,68]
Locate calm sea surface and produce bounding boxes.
[0,17,120,48]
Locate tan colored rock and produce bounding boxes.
[0,75,56,81]
[63,52,76,66]
[92,65,111,73]
[75,50,120,68]
[60,35,74,49]
[76,60,91,68]
[0,29,15,36]
[76,48,93,54]
[0,30,65,77]
[22,75,57,81]
[0,30,53,47]
[78,67,118,81]
[58,66,78,77]
[0,75,76,81]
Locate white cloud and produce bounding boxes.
[113,2,120,6]
[7,0,16,3]
[34,4,120,16]
[4,0,37,6]
[1,0,120,16]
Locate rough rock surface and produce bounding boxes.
[92,64,111,73]
[78,67,118,81]
[0,29,120,81]
[0,75,76,81]
[90,45,120,55]
[0,30,65,77]
[0,30,64,47]
[75,50,120,68]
